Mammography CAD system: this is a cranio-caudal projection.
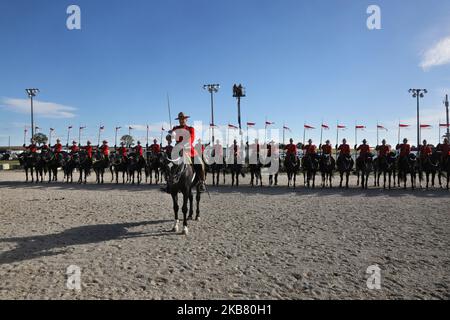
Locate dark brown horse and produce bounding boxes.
[161,154,202,235]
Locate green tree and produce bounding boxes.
[33,133,48,145]
[120,135,134,147]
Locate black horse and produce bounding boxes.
[18,152,36,183]
[356,154,374,189]
[228,156,245,187]
[161,154,201,235]
[336,154,354,189]
[62,153,78,183]
[284,153,300,188]
[45,151,65,182]
[209,156,226,187]
[92,151,109,184]
[145,153,161,184]
[76,151,92,184]
[440,157,450,190]
[302,154,319,188]
[127,153,145,185]
[319,154,335,188]
[377,152,397,189]
[397,154,418,190]
[418,152,441,189]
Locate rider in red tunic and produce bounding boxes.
[396,138,411,159]
[134,141,144,158]
[285,138,297,157]
[163,135,174,158]
[117,142,127,160]
[356,139,371,159]
[376,139,390,157]
[99,140,109,158]
[52,139,63,154]
[69,141,79,154]
[419,139,432,160]
[303,139,317,156]
[321,140,332,155]
[82,141,93,159]
[24,139,38,154]
[337,139,351,156]
[436,138,450,162]
[150,139,161,155]
[170,112,205,192]
[213,139,223,160]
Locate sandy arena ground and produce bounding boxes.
[0,170,449,300]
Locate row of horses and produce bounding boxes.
[17,150,161,185]
[17,150,450,190]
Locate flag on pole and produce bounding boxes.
[377,125,388,131]
[50,128,55,132]
[80,126,86,130]
[228,124,238,129]
[116,126,121,130]
[304,125,315,129]
[129,126,133,130]
[337,124,346,129]
[247,122,256,127]
[68,126,73,129]
[355,125,366,130]
[100,126,105,131]
[420,124,432,129]
[265,121,274,127]
[439,123,450,128]
[399,124,410,128]
[210,123,218,128]
[321,124,330,130]
[283,125,291,131]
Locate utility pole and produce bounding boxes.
[445,94,449,140]
[26,89,39,140]
[233,84,246,153]
[409,88,427,149]
[203,84,220,144]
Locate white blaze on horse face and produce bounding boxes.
[66,5,81,30]
[366,5,381,30]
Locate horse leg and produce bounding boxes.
[182,192,189,235]
[172,193,179,232]
[195,187,201,221]
[188,190,194,220]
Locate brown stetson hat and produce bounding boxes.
[175,112,190,120]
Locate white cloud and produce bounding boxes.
[1,97,77,118]
[420,36,450,70]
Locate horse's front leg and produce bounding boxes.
[182,192,189,235]
[195,186,201,221]
[188,190,194,220]
[172,193,179,232]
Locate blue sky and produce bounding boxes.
[1,0,450,147]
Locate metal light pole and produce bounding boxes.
[233,84,246,143]
[409,88,427,149]
[203,84,220,144]
[26,88,39,140]
[445,94,449,140]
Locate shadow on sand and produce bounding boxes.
[0,220,175,265]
